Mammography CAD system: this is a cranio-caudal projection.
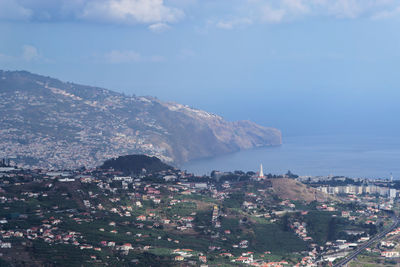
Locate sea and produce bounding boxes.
[181,134,400,179]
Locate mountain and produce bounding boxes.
[0,70,281,169]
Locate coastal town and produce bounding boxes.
[0,156,400,266]
[2,1,400,267]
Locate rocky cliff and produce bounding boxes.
[0,70,281,169]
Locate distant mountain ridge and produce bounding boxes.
[0,70,282,169]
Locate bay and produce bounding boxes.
[181,135,400,179]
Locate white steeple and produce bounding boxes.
[259,164,264,178]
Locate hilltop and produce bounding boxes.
[270,178,333,203]
[100,155,174,175]
[0,70,281,169]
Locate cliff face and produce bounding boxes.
[0,70,282,169]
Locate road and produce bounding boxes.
[333,216,400,267]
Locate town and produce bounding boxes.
[0,156,400,266]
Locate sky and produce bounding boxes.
[1,0,400,137]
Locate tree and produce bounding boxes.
[327,218,337,241]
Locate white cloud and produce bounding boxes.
[81,0,184,24]
[217,0,400,27]
[316,0,400,19]
[1,0,399,28]
[260,4,286,23]
[0,44,42,63]
[325,0,365,18]
[167,0,197,8]
[105,50,141,63]
[148,22,171,32]
[216,18,252,30]
[281,0,309,14]
[22,45,39,61]
[372,4,400,19]
[104,50,165,63]
[0,0,31,20]
[0,0,184,26]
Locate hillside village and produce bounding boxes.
[0,156,399,266]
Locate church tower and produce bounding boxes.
[259,164,265,179]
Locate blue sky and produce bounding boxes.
[1,0,400,136]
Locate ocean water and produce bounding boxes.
[181,135,400,179]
